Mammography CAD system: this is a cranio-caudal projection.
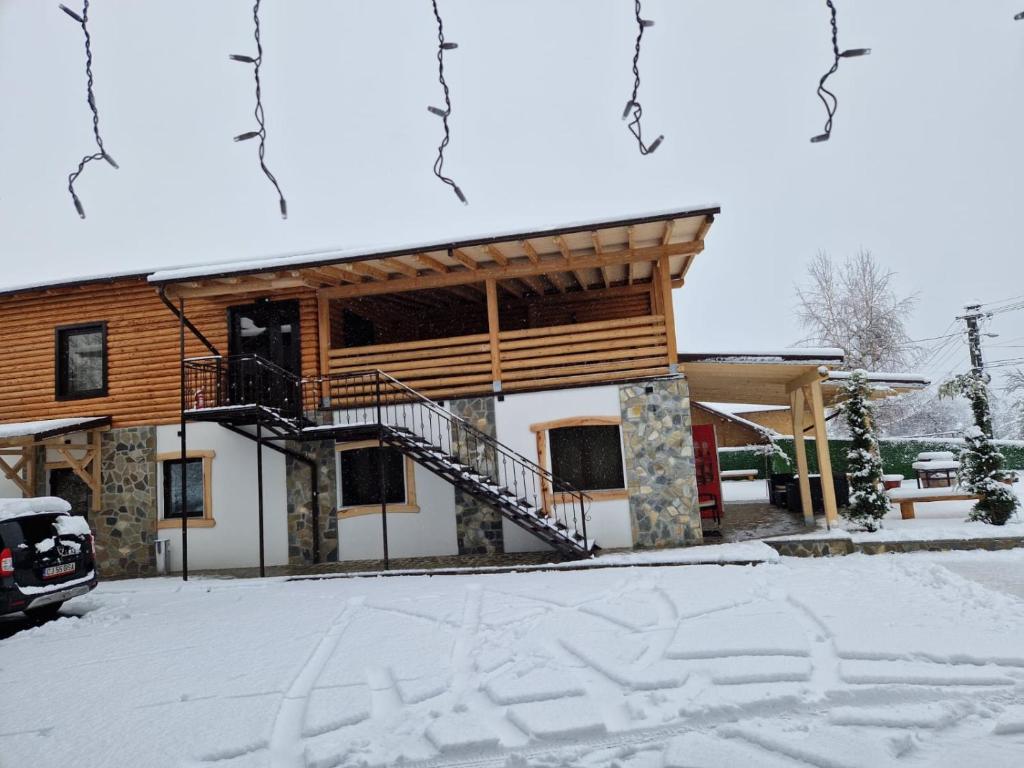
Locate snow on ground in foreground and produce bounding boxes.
[5,552,1024,767]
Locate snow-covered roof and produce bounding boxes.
[699,402,790,416]
[694,402,780,439]
[0,496,72,522]
[0,416,111,443]
[827,371,930,387]
[149,203,720,284]
[679,348,845,364]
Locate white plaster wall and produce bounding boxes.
[0,474,23,499]
[155,423,289,571]
[494,386,634,552]
[336,459,457,561]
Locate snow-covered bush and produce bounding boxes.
[940,373,1020,525]
[839,371,890,531]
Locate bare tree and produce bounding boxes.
[795,250,920,371]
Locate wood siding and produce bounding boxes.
[0,278,319,428]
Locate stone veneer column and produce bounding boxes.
[619,377,702,548]
[286,440,338,565]
[98,427,158,577]
[448,397,504,555]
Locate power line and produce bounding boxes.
[810,0,870,143]
[59,1,118,219]
[231,0,288,219]
[427,0,466,204]
[622,0,663,155]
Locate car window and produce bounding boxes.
[8,514,66,549]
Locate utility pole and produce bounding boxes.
[961,304,987,376]
[958,303,994,437]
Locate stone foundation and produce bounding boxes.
[766,535,1024,557]
[286,440,338,565]
[448,397,504,555]
[619,377,702,549]
[98,427,158,578]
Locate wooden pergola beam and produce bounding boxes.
[520,240,541,264]
[384,258,420,278]
[449,249,480,271]
[416,253,450,274]
[314,239,702,300]
[485,245,509,267]
[347,262,392,282]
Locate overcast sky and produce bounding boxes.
[1,0,1022,384]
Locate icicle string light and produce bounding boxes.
[60,1,118,219]
[231,0,288,219]
[622,0,663,156]
[428,0,467,204]
[811,0,870,144]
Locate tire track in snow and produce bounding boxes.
[267,597,364,768]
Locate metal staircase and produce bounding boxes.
[184,356,595,558]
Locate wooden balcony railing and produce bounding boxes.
[327,315,670,401]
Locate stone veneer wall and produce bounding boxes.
[448,397,504,555]
[285,440,338,565]
[619,377,702,548]
[98,427,158,578]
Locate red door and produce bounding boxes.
[692,424,723,524]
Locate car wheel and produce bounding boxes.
[24,602,64,621]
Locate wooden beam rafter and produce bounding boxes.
[315,239,704,301]
[484,245,509,267]
[449,249,480,271]
[416,253,450,274]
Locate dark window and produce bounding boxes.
[340,447,405,507]
[549,425,625,491]
[162,459,205,519]
[342,309,377,348]
[55,323,107,399]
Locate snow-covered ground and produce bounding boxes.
[724,477,1024,544]
[5,551,1024,767]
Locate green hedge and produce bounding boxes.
[718,438,1024,478]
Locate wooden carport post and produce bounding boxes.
[808,379,839,527]
[788,388,815,527]
[485,278,502,393]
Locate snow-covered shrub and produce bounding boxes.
[840,371,890,531]
[940,373,1020,525]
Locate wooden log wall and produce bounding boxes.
[496,315,669,392]
[0,278,319,428]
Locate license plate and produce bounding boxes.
[43,562,76,579]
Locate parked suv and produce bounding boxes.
[0,498,98,620]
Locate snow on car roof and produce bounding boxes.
[0,497,72,522]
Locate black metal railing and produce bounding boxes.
[304,369,592,551]
[184,355,592,553]
[184,355,304,421]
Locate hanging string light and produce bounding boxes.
[427,0,467,204]
[811,0,870,143]
[59,2,118,219]
[231,0,287,219]
[622,0,663,155]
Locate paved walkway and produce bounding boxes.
[183,550,575,580]
[704,501,817,543]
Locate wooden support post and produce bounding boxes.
[25,447,36,497]
[657,254,678,370]
[317,291,332,405]
[790,388,814,526]
[809,380,839,526]
[485,279,502,392]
